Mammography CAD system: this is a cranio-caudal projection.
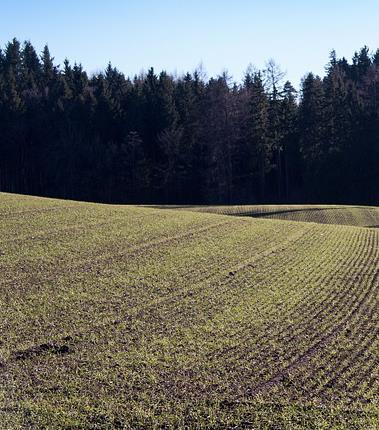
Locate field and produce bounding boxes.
[0,193,378,429]
[165,204,379,228]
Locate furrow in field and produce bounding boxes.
[111,227,346,402]
[288,270,379,402]
[2,195,378,428]
[1,219,307,358]
[265,228,376,350]
[249,268,378,396]
[146,226,377,404]
[0,205,81,218]
[179,204,379,228]
[0,216,236,290]
[252,250,378,400]
[0,210,169,246]
[1,217,250,352]
[200,226,354,361]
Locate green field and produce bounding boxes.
[163,204,379,228]
[1,193,378,429]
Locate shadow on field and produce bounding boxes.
[236,207,357,218]
[145,205,379,227]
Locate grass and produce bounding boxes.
[0,192,378,429]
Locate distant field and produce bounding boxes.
[166,204,379,228]
[0,193,378,429]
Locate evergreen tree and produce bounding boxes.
[41,45,55,87]
[0,39,378,205]
[280,81,299,200]
[298,73,326,200]
[248,72,270,201]
[265,60,285,200]
[21,41,42,91]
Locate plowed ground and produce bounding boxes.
[0,193,378,429]
[167,204,379,228]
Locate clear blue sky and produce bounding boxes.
[1,0,378,86]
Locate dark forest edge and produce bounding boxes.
[0,39,378,205]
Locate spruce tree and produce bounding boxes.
[298,73,326,200]
[280,81,299,200]
[249,72,270,202]
[21,41,42,91]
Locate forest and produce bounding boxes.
[0,39,378,205]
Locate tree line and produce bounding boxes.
[0,39,378,204]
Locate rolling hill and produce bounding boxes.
[0,193,378,429]
[163,204,379,228]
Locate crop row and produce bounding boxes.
[1,194,378,429]
[179,204,379,228]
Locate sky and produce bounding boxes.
[1,0,379,87]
